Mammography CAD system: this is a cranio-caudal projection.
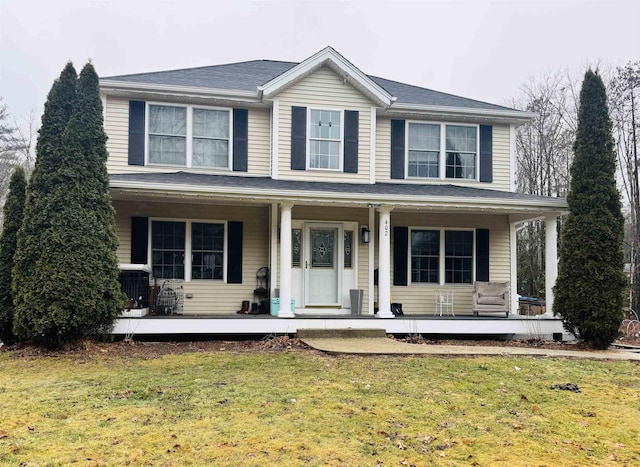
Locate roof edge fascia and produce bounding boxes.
[100,80,261,101]
[110,179,567,211]
[388,102,537,123]
[258,46,394,106]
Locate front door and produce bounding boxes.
[304,224,341,306]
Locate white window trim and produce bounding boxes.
[148,218,228,283]
[408,227,476,286]
[306,107,344,172]
[145,102,234,170]
[405,120,480,181]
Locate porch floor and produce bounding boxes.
[113,313,565,339]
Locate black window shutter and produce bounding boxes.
[227,221,243,284]
[391,120,405,179]
[476,228,490,282]
[479,125,493,183]
[343,110,359,173]
[233,109,248,172]
[393,226,408,286]
[131,217,149,264]
[291,106,307,170]
[128,101,145,166]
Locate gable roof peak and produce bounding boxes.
[259,46,395,107]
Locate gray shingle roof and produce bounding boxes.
[110,172,564,206]
[103,59,513,112]
[104,60,296,92]
[369,76,512,111]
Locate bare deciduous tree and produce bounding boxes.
[510,70,579,298]
[0,98,36,227]
[610,62,640,313]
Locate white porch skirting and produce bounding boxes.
[113,315,565,339]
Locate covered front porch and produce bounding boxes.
[111,172,567,330]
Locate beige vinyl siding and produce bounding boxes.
[376,117,391,183]
[105,96,129,173]
[374,119,512,191]
[388,212,511,315]
[247,108,271,175]
[114,200,269,315]
[491,124,511,189]
[277,66,372,183]
[104,96,271,176]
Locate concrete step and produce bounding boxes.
[296,328,387,339]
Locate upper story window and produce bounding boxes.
[406,122,478,180]
[408,123,440,178]
[149,106,187,165]
[147,104,232,169]
[309,109,342,170]
[446,125,477,179]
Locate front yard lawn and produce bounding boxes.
[1,343,638,465]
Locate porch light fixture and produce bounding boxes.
[361,226,370,244]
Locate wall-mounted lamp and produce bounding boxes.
[361,226,370,244]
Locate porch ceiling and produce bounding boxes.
[110,172,567,217]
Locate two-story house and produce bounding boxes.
[101,47,567,337]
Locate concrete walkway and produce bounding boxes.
[300,337,640,361]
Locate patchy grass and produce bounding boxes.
[0,348,639,466]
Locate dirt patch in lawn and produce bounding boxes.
[3,333,639,359]
[3,335,312,359]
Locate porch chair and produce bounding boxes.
[472,281,510,317]
[435,291,454,316]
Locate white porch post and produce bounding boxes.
[377,206,394,318]
[545,215,558,316]
[278,201,295,318]
[510,222,519,316]
[368,205,375,315]
[270,202,279,299]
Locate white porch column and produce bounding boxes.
[545,215,558,316]
[510,222,519,316]
[368,205,375,315]
[278,201,295,318]
[377,206,394,318]
[270,202,279,299]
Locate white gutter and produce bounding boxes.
[99,80,261,101]
[387,102,536,122]
[110,179,567,211]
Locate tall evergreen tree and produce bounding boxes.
[51,62,123,342]
[13,62,77,343]
[0,166,26,344]
[554,70,626,349]
[13,62,123,348]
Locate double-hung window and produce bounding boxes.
[191,223,224,280]
[309,109,342,170]
[408,123,440,178]
[148,106,187,166]
[148,104,231,168]
[406,123,478,180]
[410,228,474,284]
[445,125,477,179]
[411,230,440,283]
[151,220,225,281]
[151,221,186,279]
[444,230,474,284]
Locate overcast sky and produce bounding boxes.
[1,0,638,121]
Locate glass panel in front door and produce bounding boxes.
[311,229,335,268]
